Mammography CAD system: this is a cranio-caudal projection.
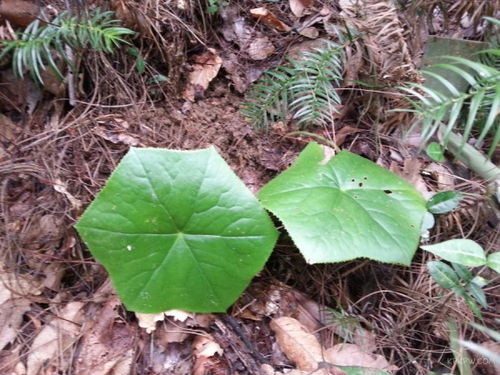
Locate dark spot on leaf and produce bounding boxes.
[351,178,355,182]
[358,182,363,187]
[410,224,415,228]
[354,195,359,199]
[363,177,367,180]
[384,190,392,194]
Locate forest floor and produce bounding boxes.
[0,1,499,375]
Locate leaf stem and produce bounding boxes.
[286,131,341,153]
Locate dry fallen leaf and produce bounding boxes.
[0,113,18,161]
[250,7,291,32]
[298,26,319,39]
[93,126,140,146]
[0,349,26,375]
[325,343,398,373]
[183,48,223,101]
[27,301,84,375]
[248,37,275,60]
[289,0,314,18]
[75,297,136,375]
[192,335,224,375]
[424,163,456,192]
[0,0,40,27]
[136,312,166,333]
[136,309,192,334]
[0,265,42,351]
[164,309,193,322]
[193,335,223,358]
[270,317,323,371]
[52,179,82,210]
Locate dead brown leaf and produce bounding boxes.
[298,27,319,39]
[0,113,18,161]
[0,349,26,375]
[136,312,166,333]
[75,297,136,375]
[335,126,362,147]
[270,317,323,371]
[343,45,363,85]
[192,335,224,375]
[0,0,40,27]
[250,7,291,32]
[0,265,42,351]
[27,301,84,375]
[390,158,432,200]
[325,343,398,373]
[289,0,314,18]
[52,179,82,210]
[248,37,275,60]
[183,48,222,101]
[93,126,140,146]
[424,163,456,191]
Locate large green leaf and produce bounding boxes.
[75,147,278,313]
[258,143,427,265]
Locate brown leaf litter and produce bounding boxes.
[270,316,397,374]
[0,264,42,352]
[183,49,223,101]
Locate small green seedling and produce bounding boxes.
[423,239,499,317]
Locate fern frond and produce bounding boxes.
[240,65,296,131]
[0,9,134,85]
[402,54,500,158]
[289,46,343,126]
[241,42,344,130]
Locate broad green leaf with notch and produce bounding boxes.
[427,261,460,289]
[426,191,463,214]
[75,147,278,313]
[487,252,500,273]
[421,239,486,267]
[258,142,427,265]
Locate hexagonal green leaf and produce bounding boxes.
[258,142,427,265]
[75,147,278,313]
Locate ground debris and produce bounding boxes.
[75,297,136,375]
[27,301,84,375]
[183,49,223,102]
[0,265,42,351]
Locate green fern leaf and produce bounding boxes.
[0,8,134,85]
[242,42,344,130]
[402,51,500,158]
